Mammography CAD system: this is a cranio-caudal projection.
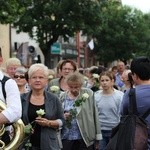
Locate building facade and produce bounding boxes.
[0,24,10,67]
[0,24,96,69]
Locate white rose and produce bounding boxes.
[82,93,89,99]
[84,76,89,81]
[50,86,60,92]
[92,73,100,79]
[48,75,54,79]
[36,109,45,117]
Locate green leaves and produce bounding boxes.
[24,123,32,134]
[22,121,36,149]
[25,139,32,149]
[0,0,102,67]
[65,108,77,128]
[94,0,150,63]
[65,93,89,128]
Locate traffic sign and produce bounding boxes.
[51,43,61,54]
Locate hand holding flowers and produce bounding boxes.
[65,93,89,128]
[35,109,50,127]
[22,109,46,149]
[24,109,46,135]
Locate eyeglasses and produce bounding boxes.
[14,75,25,79]
[62,68,74,71]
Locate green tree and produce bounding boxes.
[134,12,150,57]
[0,0,101,68]
[93,0,150,64]
[0,0,24,23]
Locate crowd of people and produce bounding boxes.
[0,50,149,150]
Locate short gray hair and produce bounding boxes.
[28,63,49,78]
[15,66,28,74]
[66,71,84,85]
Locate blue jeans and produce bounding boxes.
[99,130,112,150]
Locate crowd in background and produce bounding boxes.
[0,55,149,150]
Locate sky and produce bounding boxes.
[121,0,150,13]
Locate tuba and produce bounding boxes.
[0,100,25,150]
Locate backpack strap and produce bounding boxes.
[0,75,10,100]
[128,88,138,115]
[129,88,150,118]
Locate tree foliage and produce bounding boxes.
[93,0,150,64]
[0,0,24,23]
[1,0,150,66]
[0,0,102,68]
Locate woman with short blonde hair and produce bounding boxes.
[5,58,21,78]
[21,63,64,150]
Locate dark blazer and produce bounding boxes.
[21,90,64,150]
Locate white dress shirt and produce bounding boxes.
[0,70,22,122]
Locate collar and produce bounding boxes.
[0,70,4,80]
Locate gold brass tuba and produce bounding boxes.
[0,100,25,150]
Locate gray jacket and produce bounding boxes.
[21,90,64,150]
[60,88,102,147]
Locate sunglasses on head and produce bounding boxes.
[14,75,25,79]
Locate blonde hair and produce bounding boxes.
[5,58,21,68]
[66,72,84,85]
[28,63,49,78]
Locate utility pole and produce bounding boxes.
[76,31,80,68]
[84,45,88,68]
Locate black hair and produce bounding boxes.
[128,72,134,88]
[131,57,150,80]
[25,71,29,82]
[90,66,106,75]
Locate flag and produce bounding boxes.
[88,39,94,50]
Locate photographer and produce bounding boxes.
[120,56,150,149]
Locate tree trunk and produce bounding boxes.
[41,36,59,68]
[43,46,52,68]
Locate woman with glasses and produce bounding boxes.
[48,59,77,93]
[20,63,64,150]
[14,66,29,94]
